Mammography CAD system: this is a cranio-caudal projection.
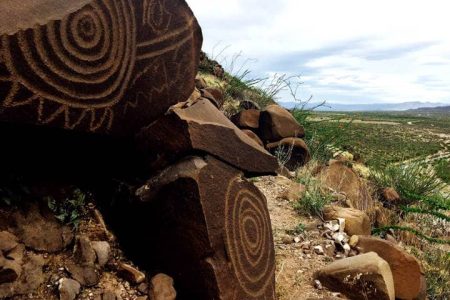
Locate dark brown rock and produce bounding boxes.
[117,263,146,285]
[74,236,96,266]
[0,0,202,137]
[259,105,305,142]
[201,88,224,109]
[266,137,311,170]
[353,236,425,299]
[130,155,276,299]
[66,262,99,287]
[136,98,278,175]
[9,204,73,253]
[230,109,261,130]
[241,129,264,147]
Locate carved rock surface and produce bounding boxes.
[128,155,276,299]
[137,98,278,175]
[259,105,305,142]
[0,0,202,136]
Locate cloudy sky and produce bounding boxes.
[186,0,450,105]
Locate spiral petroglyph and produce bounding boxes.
[225,177,275,298]
[0,0,202,135]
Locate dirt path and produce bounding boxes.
[254,176,342,300]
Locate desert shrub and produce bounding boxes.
[294,162,331,219]
[286,223,306,235]
[47,188,88,228]
[434,159,450,184]
[371,161,446,202]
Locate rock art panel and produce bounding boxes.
[127,156,276,299]
[0,0,202,136]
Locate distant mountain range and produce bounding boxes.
[279,101,449,112]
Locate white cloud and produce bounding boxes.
[186,0,450,104]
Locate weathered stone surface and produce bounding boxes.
[74,236,96,266]
[92,241,111,267]
[0,253,45,298]
[8,204,73,253]
[195,77,208,89]
[117,263,146,285]
[201,88,224,109]
[0,0,202,136]
[323,206,371,236]
[66,262,99,287]
[136,98,278,175]
[353,236,425,299]
[241,129,264,147]
[315,252,395,300]
[0,232,22,284]
[382,188,401,203]
[230,109,261,130]
[321,160,373,210]
[58,278,81,300]
[266,137,311,171]
[149,273,176,300]
[126,155,276,299]
[259,105,305,142]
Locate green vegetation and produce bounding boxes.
[286,223,306,236]
[435,159,450,184]
[46,188,88,228]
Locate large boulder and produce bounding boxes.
[315,252,395,300]
[259,105,304,142]
[323,206,371,236]
[230,109,261,130]
[126,156,276,299]
[351,236,425,300]
[241,129,264,147]
[136,98,278,175]
[266,137,310,170]
[321,160,373,210]
[0,0,202,136]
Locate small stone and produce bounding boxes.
[66,263,99,287]
[293,237,301,243]
[313,245,324,255]
[137,282,148,294]
[149,274,176,300]
[74,236,96,266]
[314,279,323,290]
[117,263,145,284]
[382,188,400,203]
[58,278,81,300]
[337,218,346,232]
[91,241,111,267]
[349,235,359,248]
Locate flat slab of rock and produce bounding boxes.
[266,137,310,170]
[259,105,304,142]
[136,98,278,175]
[352,236,425,300]
[131,155,276,299]
[315,252,395,300]
[323,206,371,236]
[0,0,202,136]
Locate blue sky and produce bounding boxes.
[186,0,450,105]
